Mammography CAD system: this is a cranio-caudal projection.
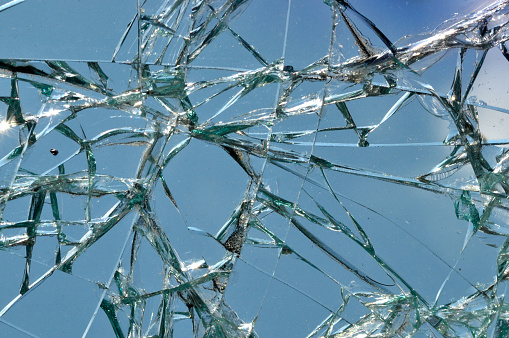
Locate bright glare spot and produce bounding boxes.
[183,260,206,271]
[239,323,254,333]
[42,108,61,117]
[0,121,10,133]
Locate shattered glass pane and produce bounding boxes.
[0,0,509,336]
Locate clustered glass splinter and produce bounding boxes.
[0,0,509,337]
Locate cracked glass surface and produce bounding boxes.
[0,0,508,336]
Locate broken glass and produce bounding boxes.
[0,0,508,336]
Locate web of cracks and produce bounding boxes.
[0,0,508,337]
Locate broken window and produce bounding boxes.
[0,0,508,336]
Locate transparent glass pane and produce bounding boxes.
[0,0,508,336]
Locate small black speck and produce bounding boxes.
[283,65,294,72]
[50,149,59,156]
